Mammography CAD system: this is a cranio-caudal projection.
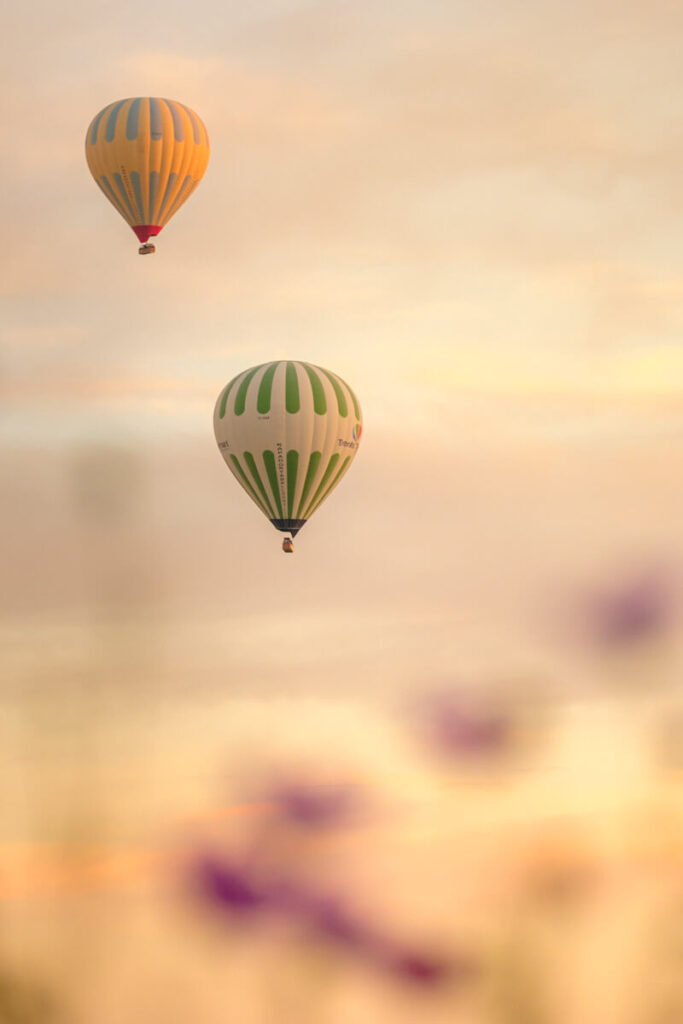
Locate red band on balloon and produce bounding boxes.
[132,225,162,243]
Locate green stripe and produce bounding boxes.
[285,362,300,414]
[218,376,238,418]
[301,454,339,516]
[243,452,275,517]
[256,362,278,414]
[317,367,348,417]
[262,450,284,518]
[286,450,299,518]
[229,455,269,516]
[307,455,351,517]
[295,451,322,518]
[302,453,340,518]
[301,364,327,414]
[347,385,361,421]
[234,364,265,416]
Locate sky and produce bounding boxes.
[1,3,683,1020]
[1,0,683,683]
[4,0,683,445]
[2,0,682,632]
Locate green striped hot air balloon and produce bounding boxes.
[213,361,363,550]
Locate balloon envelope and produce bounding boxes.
[214,361,363,538]
[85,97,210,245]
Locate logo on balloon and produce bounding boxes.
[352,423,362,442]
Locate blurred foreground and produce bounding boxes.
[1,432,681,1023]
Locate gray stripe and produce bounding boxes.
[126,98,142,140]
[99,175,127,218]
[149,97,163,140]
[105,99,126,142]
[163,175,193,221]
[180,103,202,144]
[112,172,137,222]
[165,99,185,141]
[148,171,159,224]
[156,172,178,222]
[89,104,111,145]
[130,171,145,222]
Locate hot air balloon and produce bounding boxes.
[85,97,210,254]
[214,362,363,552]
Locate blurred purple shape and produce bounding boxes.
[269,781,357,828]
[190,858,477,992]
[191,854,266,916]
[383,948,451,986]
[295,887,475,991]
[416,689,511,761]
[588,569,675,648]
[373,936,478,989]
[307,895,376,951]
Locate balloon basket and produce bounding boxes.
[138,243,156,255]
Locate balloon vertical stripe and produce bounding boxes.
[90,104,111,145]
[302,453,340,519]
[285,362,300,413]
[126,98,142,140]
[148,172,159,226]
[243,453,276,517]
[98,176,127,219]
[301,364,327,414]
[105,100,126,142]
[296,451,322,518]
[112,173,137,223]
[148,98,163,139]
[257,363,279,414]
[347,385,361,421]
[156,173,178,223]
[307,456,351,518]
[318,367,348,416]
[218,378,238,419]
[262,451,284,518]
[229,455,269,516]
[163,176,194,222]
[166,100,185,141]
[130,172,145,222]
[235,365,267,416]
[218,377,239,419]
[181,104,203,145]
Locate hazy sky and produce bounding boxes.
[4,0,683,441]
[2,0,683,643]
[2,17,683,1015]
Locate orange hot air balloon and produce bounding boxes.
[85,97,210,254]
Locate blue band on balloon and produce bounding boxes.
[105,99,126,142]
[149,98,163,141]
[166,99,185,142]
[126,98,142,141]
